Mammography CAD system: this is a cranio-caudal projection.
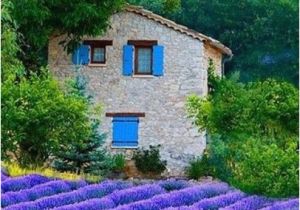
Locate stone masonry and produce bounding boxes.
[48,9,228,176]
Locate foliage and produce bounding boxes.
[187,66,299,197]
[9,0,125,71]
[231,137,299,197]
[135,0,298,85]
[133,145,167,175]
[186,152,213,179]
[112,154,126,172]
[52,74,114,176]
[2,162,101,182]
[2,71,93,167]
[127,0,180,16]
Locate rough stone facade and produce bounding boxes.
[48,10,225,176]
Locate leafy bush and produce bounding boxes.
[231,137,299,197]
[112,154,126,173]
[186,152,213,179]
[133,145,167,175]
[186,64,299,197]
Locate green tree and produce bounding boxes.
[186,62,299,197]
[10,0,124,71]
[53,75,113,176]
[1,2,99,168]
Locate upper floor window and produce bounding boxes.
[135,47,152,74]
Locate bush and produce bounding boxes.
[186,64,299,197]
[186,152,213,179]
[112,154,126,173]
[231,137,298,197]
[133,145,167,175]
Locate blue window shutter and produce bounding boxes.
[112,117,138,147]
[122,45,134,76]
[72,44,90,65]
[152,45,164,76]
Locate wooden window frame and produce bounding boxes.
[83,40,113,64]
[134,46,153,75]
[128,40,158,75]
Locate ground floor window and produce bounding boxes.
[112,117,139,147]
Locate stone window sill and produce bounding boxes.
[132,75,154,78]
[88,63,107,67]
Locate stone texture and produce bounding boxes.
[48,11,223,176]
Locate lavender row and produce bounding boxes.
[2,179,87,207]
[166,190,247,210]
[54,184,166,210]
[5,180,130,210]
[259,198,299,210]
[114,183,231,210]
[219,195,271,210]
[2,174,51,193]
[158,179,190,192]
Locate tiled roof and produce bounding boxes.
[125,5,232,56]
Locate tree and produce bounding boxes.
[10,0,125,71]
[53,74,114,176]
[186,62,299,197]
[1,2,98,168]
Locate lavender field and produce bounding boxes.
[1,171,298,210]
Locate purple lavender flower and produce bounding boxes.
[192,190,247,209]
[5,180,129,210]
[53,197,115,210]
[158,179,190,191]
[220,195,270,210]
[115,183,230,210]
[2,180,87,207]
[109,184,166,206]
[260,198,299,210]
[1,174,51,193]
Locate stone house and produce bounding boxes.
[48,5,232,176]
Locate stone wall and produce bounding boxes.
[48,11,223,176]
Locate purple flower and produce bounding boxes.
[53,198,115,210]
[158,179,190,191]
[220,195,270,210]
[2,180,87,207]
[5,180,129,210]
[193,190,246,209]
[115,183,230,210]
[260,198,299,210]
[1,174,51,193]
[109,184,166,206]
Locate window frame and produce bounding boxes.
[83,40,113,65]
[128,40,158,75]
[134,46,153,75]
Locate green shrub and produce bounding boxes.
[231,137,298,197]
[186,66,299,197]
[186,152,213,179]
[133,145,167,175]
[112,154,126,172]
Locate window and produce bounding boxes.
[135,47,152,74]
[83,40,113,64]
[106,112,145,148]
[112,117,139,147]
[128,40,158,75]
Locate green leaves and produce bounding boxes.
[186,71,299,197]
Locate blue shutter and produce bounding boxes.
[112,117,138,147]
[152,45,164,76]
[122,45,134,76]
[72,45,90,65]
